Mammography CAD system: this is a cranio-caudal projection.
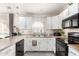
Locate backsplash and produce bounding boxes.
[64,29,79,38]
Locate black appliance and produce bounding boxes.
[16,39,24,56]
[68,32,79,44]
[55,38,68,56]
[62,13,79,29]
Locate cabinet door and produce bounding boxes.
[39,38,55,51]
[31,38,40,51]
[46,17,52,29]
[68,3,78,17]
[58,15,62,29]
[61,8,69,20]
[24,38,40,52]
[39,38,49,51]
[47,38,55,51]
[52,16,59,29]
[24,38,32,52]
[19,17,32,30]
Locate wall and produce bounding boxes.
[13,14,48,34]
[0,13,9,38]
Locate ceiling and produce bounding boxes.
[0,3,69,16]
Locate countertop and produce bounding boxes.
[0,35,65,51]
[0,35,26,51]
[68,44,79,55]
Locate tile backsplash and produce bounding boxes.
[64,28,79,38]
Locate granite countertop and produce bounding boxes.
[0,35,26,51]
[0,35,65,51]
[68,44,79,55]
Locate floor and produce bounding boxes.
[24,51,55,56]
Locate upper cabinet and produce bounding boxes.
[61,8,69,20]
[18,17,32,30]
[46,16,62,29]
[68,3,79,17]
[62,3,79,29]
[52,16,59,29]
[46,17,52,29]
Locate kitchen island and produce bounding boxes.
[0,35,65,56]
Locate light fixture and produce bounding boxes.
[68,3,73,5]
[7,6,11,9]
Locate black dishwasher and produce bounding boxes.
[16,39,24,56]
[55,38,68,56]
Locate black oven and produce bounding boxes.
[55,38,68,56]
[68,32,79,44]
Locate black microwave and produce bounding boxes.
[62,13,79,29]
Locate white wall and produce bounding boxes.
[14,14,48,34]
[0,13,9,38]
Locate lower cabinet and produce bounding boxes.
[39,38,55,51]
[24,38,55,52]
[0,45,15,56]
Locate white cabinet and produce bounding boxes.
[24,38,32,52]
[19,17,32,30]
[68,47,79,56]
[0,45,15,56]
[39,38,55,51]
[39,38,49,51]
[24,38,40,52]
[0,14,9,38]
[60,8,69,20]
[52,16,59,29]
[24,38,55,52]
[68,3,79,17]
[46,17,52,29]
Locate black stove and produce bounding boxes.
[55,38,68,56]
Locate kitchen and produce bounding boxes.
[0,3,79,56]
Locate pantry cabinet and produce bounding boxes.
[0,45,15,56]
